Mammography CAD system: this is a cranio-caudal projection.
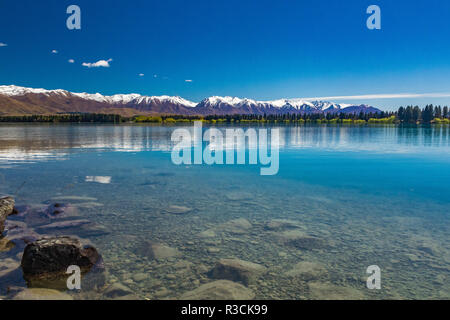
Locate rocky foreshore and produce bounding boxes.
[0,196,110,299]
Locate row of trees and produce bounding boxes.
[397,105,449,123]
[0,105,448,124]
[0,113,123,123]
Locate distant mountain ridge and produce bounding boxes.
[0,85,381,116]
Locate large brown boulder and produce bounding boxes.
[0,196,15,234]
[21,236,105,290]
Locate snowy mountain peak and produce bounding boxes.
[0,84,381,115]
[0,85,197,107]
[0,85,69,96]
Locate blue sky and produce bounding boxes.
[1,0,450,110]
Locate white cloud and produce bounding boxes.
[153,74,158,78]
[139,73,144,77]
[0,43,7,47]
[185,79,193,83]
[303,93,450,101]
[68,59,75,63]
[82,58,113,68]
[52,50,58,54]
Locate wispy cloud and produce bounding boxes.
[52,49,58,54]
[303,93,450,101]
[139,73,144,77]
[68,59,75,63]
[82,58,113,68]
[185,79,193,83]
[0,43,7,47]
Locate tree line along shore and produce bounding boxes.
[0,105,449,125]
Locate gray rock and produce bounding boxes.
[208,247,221,254]
[265,219,304,231]
[274,229,307,242]
[287,236,327,250]
[274,230,327,250]
[163,205,193,215]
[44,203,80,220]
[0,258,20,277]
[137,240,180,261]
[220,218,252,234]
[198,229,216,238]
[35,219,110,237]
[179,280,255,300]
[308,282,365,300]
[36,219,91,231]
[0,237,15,252]
[208,258,267,286]
[3,220,41,247]
[225,192,253,201]
[133,273,149,282]
[103,282,135,299]
[154,287,170,298]
[0,196,15,234]
[284,261,327,280]
[51,196,98,202]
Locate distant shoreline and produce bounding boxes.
[0,110,449,125]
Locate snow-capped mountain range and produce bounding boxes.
[0,85,381,116]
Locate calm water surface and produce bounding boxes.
[0,124,449,299]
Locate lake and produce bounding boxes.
[0,123,449,299]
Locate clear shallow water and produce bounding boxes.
[0,124,449,300]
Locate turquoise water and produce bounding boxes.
[0,124,449,299]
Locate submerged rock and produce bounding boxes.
[73,202,104,209]
[274,229,327,250]
[35,219,110,237]
[179,280,255,300]
[8,204,32,217]
[274,229,307,242]
[219,218,252,235]
[173,260,194,275]
[0,196,15,234]
[307,281,365,300]
[208,258,267,286]
[284,261,327,280]
[3,220,42,247]
[103,282,138,300]
[0,237,15,252]
[36,219,91,231]
[225,192,253,201]
[44,203,80,219]
[50,196,98,202]
[19,203,80,226]
[287,236,327,250]
[163,205,193,215]
[21,236,105,290]
[0,258,20,277]
[265,219,304,231]
[198,229,216,238]
[137,240,180,261]
[13,288,73,300]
